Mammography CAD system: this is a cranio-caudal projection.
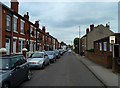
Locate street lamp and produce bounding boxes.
[79,26,81,55]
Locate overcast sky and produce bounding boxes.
[1,0,119,44]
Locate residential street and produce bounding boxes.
[19,52,104,87]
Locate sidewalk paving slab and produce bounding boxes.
[75,53,119,87]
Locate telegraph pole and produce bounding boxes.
[79,26,80,55]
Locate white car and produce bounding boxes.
[68,49,72,53]
[28,52,50,69]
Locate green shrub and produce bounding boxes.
[86,49,94,52]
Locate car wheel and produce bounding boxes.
[2,82,9,88]
[41,63,45,69]
[26,70,32,81]
[48,61,50,65]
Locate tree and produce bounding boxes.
[73,37,80,54]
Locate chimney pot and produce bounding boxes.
[86,28,89,34]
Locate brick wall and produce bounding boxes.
[85,51,112,68]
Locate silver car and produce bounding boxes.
[45,51,56,63]
[27,52,50,69]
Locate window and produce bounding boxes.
[13,39,17,53]
[103,42,107,51]
[6,15,11,31]
[37,32,39,38]
[34,28,36,38]
[99,42,102,51]
[18,40,21,52]
[20,20,24,34]
[6,38,10,54]
[13,15,17,32]
[18,40,25,53]
[110,44,112,52]
[30,26,33,37]
[30,41,33,51]
[96,43,98,50]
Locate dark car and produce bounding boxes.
[0,54,32,88]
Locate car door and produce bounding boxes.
[10,57,25,87]
[44,54,49,64]
[19,56,29,79]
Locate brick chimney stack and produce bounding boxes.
[86,28,89,34]
[90,24,94,31]
[24,12,29,20]
[42,26,46,33]
[46,32,49,35]
[35,21,39,28]
[11,0,19,13]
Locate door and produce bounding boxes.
[5,38,10,54]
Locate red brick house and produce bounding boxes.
[0,0,60,54]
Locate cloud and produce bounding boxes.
[1,1,118,44]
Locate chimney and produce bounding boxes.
[24,12,29,20]
[86,28,89,34]
[90,24,94,31]
[46,32,49,35]
[42,26,46,33]
[11,0,19,13]
[35,21,39,28]
[106,24,110,28]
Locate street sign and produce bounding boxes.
[110,36,115,44]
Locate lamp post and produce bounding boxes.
[79,26,80,55]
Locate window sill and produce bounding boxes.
[20,33,25,35]
[13,31,18,33]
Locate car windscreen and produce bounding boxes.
[0,58,11,70]
[31,53,44,58]
[46,51,54,55]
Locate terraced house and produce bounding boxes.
[0,0,60,54]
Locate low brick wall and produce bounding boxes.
[85,52,112,68]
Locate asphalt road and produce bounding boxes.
[19,52,104,87]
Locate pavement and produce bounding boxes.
[75,53,119,87]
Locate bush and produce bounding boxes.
[86,49,94,52]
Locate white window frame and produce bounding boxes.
[6,15,11,31]
[103,42,107,51]
[18,38,25,53]
[20,19,25,34]
[110,44,112,52]
[13,38,17,53]
[30,25,33,37]
[99,42,102,51]
[5,38,10,54]
[13,15,18,33]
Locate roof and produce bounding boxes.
[94,33,120,42]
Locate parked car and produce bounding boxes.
[45,51,56,63]
[68,49,72,53]
[0,54,32,88]
[28,52,50,69]
[58,49,64,55]
[54,50,60,59]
